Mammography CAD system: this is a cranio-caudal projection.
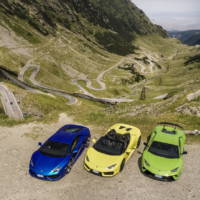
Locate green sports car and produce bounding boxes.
[141,122,187,181]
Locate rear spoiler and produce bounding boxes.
[158,122,183,130]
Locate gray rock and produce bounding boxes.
[176,104,200,117]
[187,90,200,101]
[154,93,168,100]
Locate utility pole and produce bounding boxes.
[140,86,146,100]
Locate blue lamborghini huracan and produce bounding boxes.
[29,124,90,181]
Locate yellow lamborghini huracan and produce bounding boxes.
[84,123,141,177]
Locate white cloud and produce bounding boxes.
[131,0,200,30]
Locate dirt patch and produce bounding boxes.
[0,25,19,48]
[176,104,200,117]
[0,25,32,57]
[0,115,199,200]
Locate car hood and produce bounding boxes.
[31,151,71,173]
[86,147,123,169]
[143,150,182,171]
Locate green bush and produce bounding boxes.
[95,31,135,55]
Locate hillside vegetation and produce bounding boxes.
[0,0,199,143]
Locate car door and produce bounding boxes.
[70,136,84,162]
[124,136,134,160]
[179,137,184,157]
[147,132,156,148]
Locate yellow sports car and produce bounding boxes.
[84,123,141,177]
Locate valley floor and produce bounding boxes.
[0,114,199,200]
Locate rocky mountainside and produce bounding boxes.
[0,0,166,55]
[169,30,200,46]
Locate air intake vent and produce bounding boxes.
[162,128,176,135]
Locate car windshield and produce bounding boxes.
[63,126,83,133]
[148,141,179,158]
[39,140,70,157]
[93,137,125,155]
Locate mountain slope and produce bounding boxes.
[0,0,167,35]
[0,0,166,55]
[169,30,200,45]
[0,0,199,136]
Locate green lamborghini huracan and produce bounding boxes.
[141,122,187,181]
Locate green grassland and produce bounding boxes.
[0,13,199,143]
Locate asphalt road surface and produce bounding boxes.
[0,83,23,120]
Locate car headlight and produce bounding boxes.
[30,160,34,167]
[107,164,117,169]
[86,155,90,162]
[51,168,61,173]
[171,167,179,172]
[144,160,150,167]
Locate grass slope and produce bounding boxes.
[0,4,199,143]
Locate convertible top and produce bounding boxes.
[106,129,130,146]
[94,129,130,155]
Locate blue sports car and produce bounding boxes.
[29,124,90,181]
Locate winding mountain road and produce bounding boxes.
[18,64,77,105]
[0,83,23,120]
[18,58,134,104]
[88,59,124,90]
[13,44,166,105]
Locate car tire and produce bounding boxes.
[66,160,73,174]
[120,159,125,172]
[147,135,151,142]
[137,136,141,148]
[66,166,71,174]
[85,137,90,148]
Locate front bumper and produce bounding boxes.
[141,166,179,181]
[29,169,65,181]
[84,163,115,177]
[142,168,174,181]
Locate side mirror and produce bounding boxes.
[182,151,188,155]
[73,149,78,154]
[38,142,42,146]
[92,138,97,144]
[126,149,132,154]
[143,142,147,146]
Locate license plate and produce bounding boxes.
[155,174,163,178]
[37,174,44,178]
[92,170,99,174]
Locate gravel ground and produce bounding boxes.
[0,114,199,200]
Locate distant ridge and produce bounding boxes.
[169,30,200,45]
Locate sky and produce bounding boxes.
[131,0,200,31]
